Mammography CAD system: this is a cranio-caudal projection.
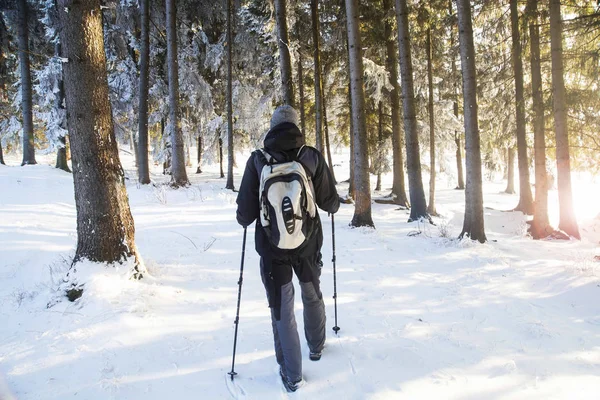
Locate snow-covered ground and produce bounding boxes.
[1,150,599,399]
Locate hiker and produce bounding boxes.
[235,105,340,392]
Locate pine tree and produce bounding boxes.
[54,41,69,173]
[449,0,464,190]
[549,0,580,239]
[17,0,36,166]
[505,146,516,194]
[57,0,140,265]
[527,0,551,238]
[225,0,235,190]
[166,0,189,187]
[426,26,437,216]
[395,0,428,222]
[510,0,534,214]
[456,0,486,243]
[137,0,151,184]
[345,0,374,228]
[311,0,324,152]
[383,0,409,207]
[274,0,294,106]
[295,17,306,135]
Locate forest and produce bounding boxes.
[1,0,599,398]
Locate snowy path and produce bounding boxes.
[1,153,600,399]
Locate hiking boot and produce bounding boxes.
[279,366,304,392]
[309,351,322,361]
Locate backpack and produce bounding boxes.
[257,146,317,250]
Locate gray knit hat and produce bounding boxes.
[270,105,299,129]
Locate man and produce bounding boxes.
[236,105,340,392]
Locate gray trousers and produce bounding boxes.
[260,255,326,382]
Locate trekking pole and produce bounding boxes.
[228,227,247,381]
[331,214,340,334]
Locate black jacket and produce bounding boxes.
[236,122,340,258]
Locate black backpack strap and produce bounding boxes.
[258,148,275,165]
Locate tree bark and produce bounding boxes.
[196,134,203,173]
[311,0,324,152]
[17,0,36,166]
[161,117,171,174]
[345,0,374,227]
[528,0,551,238]
[450,0,464,190]
[375,101,383,192]
[549,0,580,239]
[296,23,306,135]
[274,0,294,106]
[510,0,534,215]
[395,0,428,222]
[384,0,409,206]
[0,14,7,102]
[0,15,7,165]
[54,40,70,173]
[137,0,151,184]
[426,27,437,216]
[219,136,224,178]
[166,0,189,187]
[322,81,337,184]
[505,146,516,194]
[57,0,140,264]
[226,0,235,190]
[455,132,464,189]
[456,0,486,243]
[347,78,355,199]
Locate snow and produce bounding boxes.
[1,150,599,400]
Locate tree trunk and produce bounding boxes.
[450,0,464,190]
[510,0,534,215]
[296,24,306,135]
[130,130,139,167]
[196,134,203,173]
[137,0,151,184]
[311,0,324,152]
[17,0,36,166]
[347,78,355,199]
[322,71,336,184]
[375,101,383,192]
[549,0,580,239]
[54,40,70,173]
[528,0,551,238]
[395,0,428,222]
[0,14,7,102]
[57,0,140,264]
[384,0,409,206]
[226,0,235,190]
[166,0,189,187]
[426,27,437,216]
[455,132,464,189]
[219,136,224,178]
[274,0,294,106]
[1,15,7,165]
[161,117,171,174]
[345,0,374,227]
[185,130,192,167]
[505,146,516,194]
[56,136,70,172]
[456,0,486,243]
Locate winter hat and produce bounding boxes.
[270,105,299,129]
